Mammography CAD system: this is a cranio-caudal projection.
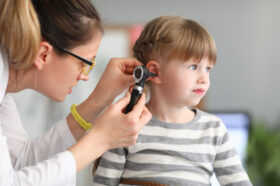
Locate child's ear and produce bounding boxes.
[33,42,53,70]
[146,60,162,84]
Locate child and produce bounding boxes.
[92,15,252,186]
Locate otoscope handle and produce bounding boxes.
[124,88,142,114]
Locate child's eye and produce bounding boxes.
[206,67,212,72]
[189,64,197,70]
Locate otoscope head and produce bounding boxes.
[124,65,157,114]
[133,65,157,87]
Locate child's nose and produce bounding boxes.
[197,72,208,84]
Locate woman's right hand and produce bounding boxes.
[69,92,151,172]
[93,92,151,149]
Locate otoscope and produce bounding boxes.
[124,65,157,114]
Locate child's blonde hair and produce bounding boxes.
[0,0,41,69]
[133,15,217,65]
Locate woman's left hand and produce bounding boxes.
[88,57,142,105]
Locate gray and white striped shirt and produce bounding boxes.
[93,109,252,186]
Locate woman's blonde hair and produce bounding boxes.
[133,15,217,65]
[0,0,41,69]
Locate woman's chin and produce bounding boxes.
[47,94,66,102]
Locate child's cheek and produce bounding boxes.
[171,80,189,98]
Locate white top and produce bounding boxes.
[0,49,77,185]
[0,48,9,104]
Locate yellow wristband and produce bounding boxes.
[70,104,93,130]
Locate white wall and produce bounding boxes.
[92,0,280,126]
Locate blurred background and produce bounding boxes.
[10,0,280,185]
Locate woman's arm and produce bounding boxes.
[0,95,76,168]
[69,92,151,173]
[0,92,150,185]
[0,119,76,186]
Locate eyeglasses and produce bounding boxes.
[57,47,96,76]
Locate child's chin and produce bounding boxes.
[189,100,201,107]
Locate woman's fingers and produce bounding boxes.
[117,58,142,85]
[113,91,131,109]
[122,73,135,86]
[139,106,152,128]
[128,85,134,93]
[119,57,142,74]
[124,93,151,130]
[129,93,146,116]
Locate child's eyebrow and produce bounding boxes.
[183,58,215,67]
[183,59,200,64]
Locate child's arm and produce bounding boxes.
[92,148,127,186]
[213,126,252,186]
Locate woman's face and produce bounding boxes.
[36,35,102,102]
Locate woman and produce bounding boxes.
[0,0,151,185]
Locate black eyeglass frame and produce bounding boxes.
[57,47,94,66]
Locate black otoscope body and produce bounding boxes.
[124,65,157,114]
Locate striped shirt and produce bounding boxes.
[93,109,252,186]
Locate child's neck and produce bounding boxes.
[146,96,195,124]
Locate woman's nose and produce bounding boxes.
[78,73,89,81]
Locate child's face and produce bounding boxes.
[159,57,213,107]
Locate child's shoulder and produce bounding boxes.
[196,108,220,121]
[195,108,227,131]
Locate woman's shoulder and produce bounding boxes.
[1,94,16,106]
[0,94,18,120]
